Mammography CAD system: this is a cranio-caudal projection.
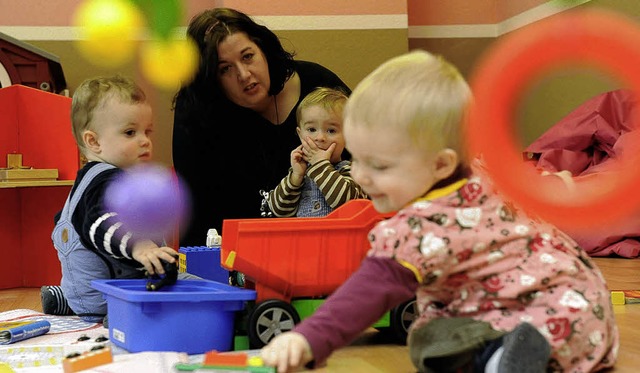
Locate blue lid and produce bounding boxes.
[91,279,256,302]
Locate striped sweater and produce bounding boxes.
[266,159,368,217]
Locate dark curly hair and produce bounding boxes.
[173,8,295,111]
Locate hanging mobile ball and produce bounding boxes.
[73,0,143,67]
[104,163,191,240]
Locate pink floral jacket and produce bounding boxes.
[368,175,619,372]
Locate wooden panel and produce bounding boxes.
[20,186,68,287]
[0,189,23,288]
[0,168,58,181]
[0,179,73,188]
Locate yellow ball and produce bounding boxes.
[140,37,199,90]
[73,0,143,68]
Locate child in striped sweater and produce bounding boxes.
[265,87,367,217]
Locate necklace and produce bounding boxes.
[273,94,279,124]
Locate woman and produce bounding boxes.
[172,8,351,246]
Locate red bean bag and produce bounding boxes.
[524,89,640,258]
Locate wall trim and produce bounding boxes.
[0,14,408,41]
[408,0,592,39]
[0,27,79,41]
[253,15,408,30]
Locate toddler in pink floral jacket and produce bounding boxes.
[260,50,619,373]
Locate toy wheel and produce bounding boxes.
[390,297,418,344]
[229,271,245,287]
[247,299,300,348]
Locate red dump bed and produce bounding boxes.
[220,199,388,302]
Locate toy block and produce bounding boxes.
[611,291,625,305]
[174,350,275,372]
[179,246,229,283]
[6,154,23,168]
[234,335,250,351]
[174,362,274,372]
[62,346,112,372]
[611,290,640,305]
[0,168,58,181]
[0,153,59,181]
[204,350,247,366]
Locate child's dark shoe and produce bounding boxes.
[40,285,74,315]
[498,322,550,373]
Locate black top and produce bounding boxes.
[55,162,142,271]
[172,60,351,246]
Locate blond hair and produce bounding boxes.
[296,87,348,127]
[71,75,146,153]
[344,50,472,162]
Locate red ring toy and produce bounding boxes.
[467,9,640,229]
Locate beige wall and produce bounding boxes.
[408,0,640,146]
[4,0,640,160]
[0,0,408,168]
[513,0,638,145]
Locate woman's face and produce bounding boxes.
[216,32,271,112]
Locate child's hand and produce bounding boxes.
[302,137,334,165]
[260,332,313,373]
[290,145,307,186]
[131,240,177,275]
[541,170,575,191]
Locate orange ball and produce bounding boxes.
[467,9,640,229]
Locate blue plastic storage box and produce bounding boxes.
[91,279,256,354]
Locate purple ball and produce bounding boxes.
[104,163,191,240]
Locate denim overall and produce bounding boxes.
[52,163,141,322]
[297,160,350,217]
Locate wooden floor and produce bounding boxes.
[0,257,638,372]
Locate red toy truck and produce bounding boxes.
[220,199,417,348]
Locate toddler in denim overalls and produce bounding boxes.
[42,75,189,321]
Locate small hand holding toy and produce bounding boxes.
[146,256,178,291]
[104,164,188,292]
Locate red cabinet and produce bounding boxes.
[0,84,79,288]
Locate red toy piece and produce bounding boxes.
[204,350,247,366]
[174,350,275,372]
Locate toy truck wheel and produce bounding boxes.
[390,297,418,344]
[248,299,301,348]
